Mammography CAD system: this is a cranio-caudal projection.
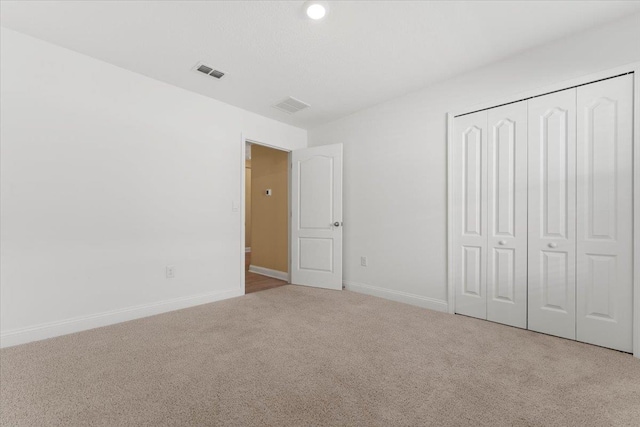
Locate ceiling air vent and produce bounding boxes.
[194,62,225,79]
[273,97,310,114]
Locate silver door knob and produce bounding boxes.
[498,240,506,245]
[333,222,340,227]
[548,242,558,248]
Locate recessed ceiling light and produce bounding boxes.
[304,1,328,20]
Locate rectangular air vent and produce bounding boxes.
[197,64,213,74]
[210,70,225,79]
[272,97,311,114]
[194,62,225,79]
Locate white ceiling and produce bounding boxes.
[2,1,639,130]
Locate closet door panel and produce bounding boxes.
[453,111,488,319]
[486,101,528,328]
[528,89,577,340]
[576,75,633,352]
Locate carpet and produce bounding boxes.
[1,285,639,426]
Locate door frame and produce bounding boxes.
[240,135,292,294]
[446,62,640,358]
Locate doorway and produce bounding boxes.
[240,137,344,294]
[244,141,290,294]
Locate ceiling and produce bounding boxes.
[2,1,639,130]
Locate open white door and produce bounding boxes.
[291,144,343,290]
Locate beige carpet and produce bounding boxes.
[1,285,639,426]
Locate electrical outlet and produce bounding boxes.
[166,265,176,279]
[360,256,368,267]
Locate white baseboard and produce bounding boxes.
[343,280,449,313]
[0,288,243,349]
[248,265,288,281]
[245,247,251,253]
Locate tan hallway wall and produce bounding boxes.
[251,145,288,273]
[245,160,251,249]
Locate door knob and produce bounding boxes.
[498,240,506,246]
[548,242,558,248]
[333,222,340,227]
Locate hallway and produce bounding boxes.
[245,252,287,294]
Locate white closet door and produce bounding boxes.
[576,75,633,352]
[453,111,488,319]
[528,89,577,340]
[486,101,528,328]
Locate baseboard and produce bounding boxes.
[0,288,243,349]
[343,280,449,313]
[248,265,288,281]
[245,247,251,253]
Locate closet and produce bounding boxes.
[451,74,634,353]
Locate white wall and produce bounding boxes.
[309,14,640,311]
[0,28,306,347]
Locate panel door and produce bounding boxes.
[528,89,577,340]
[453,111,488,319]
[576,75,633,352]
[486,101,528,328]
[290,144,343,290]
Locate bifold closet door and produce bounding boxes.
[486,102,528,328]
[576,75,633,352]
[453,111,488,319]
[453,74,634,351]
[528,89,577,340]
